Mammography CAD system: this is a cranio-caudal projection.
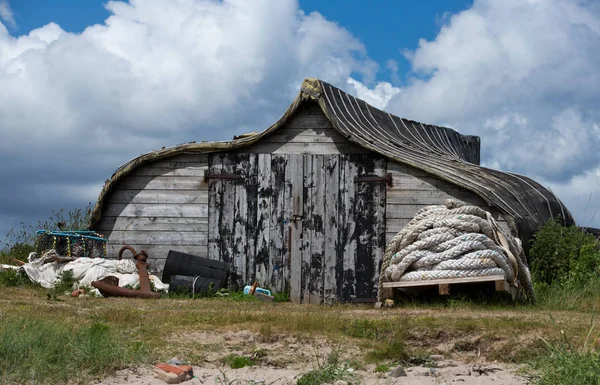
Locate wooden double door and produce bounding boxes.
[207,152,387,304]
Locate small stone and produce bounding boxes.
[389,365,407,377]
[428,368,437,376]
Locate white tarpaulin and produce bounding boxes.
[22,254,168,293]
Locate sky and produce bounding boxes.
[0,0,599,246]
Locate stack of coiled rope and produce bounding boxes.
[379,199,535,302]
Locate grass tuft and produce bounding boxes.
[0,315,149,384]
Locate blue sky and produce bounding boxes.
[0,0,599,243]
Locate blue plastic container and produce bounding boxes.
[243,285,271,296]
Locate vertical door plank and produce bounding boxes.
[301,155,314,303]
[289,155,304,303]
[309,155,325,304]
[354,154,375,300]
[338,155,358,301]
[208,154,224,262]
[244,154,259,285]
[255,154,271,286]
[269,155,288,292]
[323,155,339,305]
[372,157,387,298]
[233,153,249,287]
[220,154,236,285]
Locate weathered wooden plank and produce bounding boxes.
[284,113,333,129]
[385,204,438,219]
[132,165,209,177]
[239,141,368,155]
[382,275,506,288]
[309,155,325,304]
[372,157,387,299]
[269,154,288,293]
[96,217,208,232]
[386,189,486,206]
[255,154,271,286]
[354,155,377,300]
[233,153,249,287]
[207,154,224,262]
[289,154,304,303]
[108,189,209,204]
[282,154,292,296]
[117,176,206,190]
[244,154,259,285]
[338,154,358,301]
[108,231,207,245]
[323,155,339,305]
[301,155,313,303]
[261,129,349,144]
[105,245,209,260]
[220,154,236,270]
[159,153,209,163]
[102,203,208,218]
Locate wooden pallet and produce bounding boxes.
[378,274,517,305]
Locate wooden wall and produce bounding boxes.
[95,153,210,273]
[385,161,509,245]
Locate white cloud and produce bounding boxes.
[350,0,600,227]
[0,0,15,29]
[0,0,376,240]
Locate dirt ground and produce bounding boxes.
[97,330,529,385]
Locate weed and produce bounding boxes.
[297,351,356,385]
[50,269,77,295]
[374,364,389,373]
[0,268,30,287]
[222,354,255,369]
[0,315,149,384]
[530,324,600,384]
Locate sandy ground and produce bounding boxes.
[98,361,528,385]
[96,330,529,385]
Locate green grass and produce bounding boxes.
[222,354,255,369]
[296,351,356,385]
[530,326,600,385]
[0,315,149,385]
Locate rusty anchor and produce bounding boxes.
[91,245,161,299]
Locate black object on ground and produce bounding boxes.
[161,250,229,289]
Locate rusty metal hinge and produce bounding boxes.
[354,173,393,186]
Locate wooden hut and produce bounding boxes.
[90,78,573,304]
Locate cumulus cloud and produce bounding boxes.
[0,0,376,240]
[351,0,600,227]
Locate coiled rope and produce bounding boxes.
[378,199,535,302]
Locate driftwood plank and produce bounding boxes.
[323,155,339,305]
[255,154,272,286]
